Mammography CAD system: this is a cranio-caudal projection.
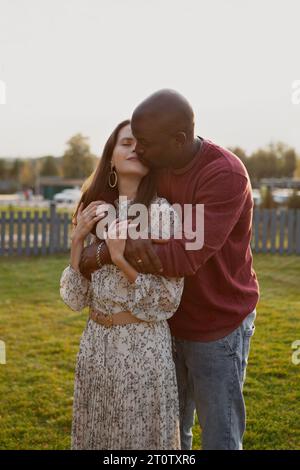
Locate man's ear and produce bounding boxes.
[174,131,187,148]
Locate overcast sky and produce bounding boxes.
[0,0,299,158]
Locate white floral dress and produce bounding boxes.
[59,196,184,450]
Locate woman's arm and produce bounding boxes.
[60,236,92,311]
[112,254,138,284]
[105,218,140,284]
[70,235,85,272]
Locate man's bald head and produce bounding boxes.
[132,89,195,137]
[131,89,198,170]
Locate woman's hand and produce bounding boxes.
[72,201,105,242]
[105,218,137,264]
[105,218,139,283]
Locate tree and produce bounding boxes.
[260,186,277,209]
[10,158,22,179]
[19,160,35,187]
[269,142,297,178]
[293,157,300,179]
[245,149,270,181]
[287,190,300,209]
[281,149,297,177]
[0,159,7,178]
[40,156,59,176]
[228,147,248,165]
[62,133,96,179]
[245,142,297,181]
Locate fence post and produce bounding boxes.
[279,210,286,255]
[270,209,277,254]
[41,211,47,255]
[262,209,269,253]
[8,212,14,256]
[0,212,6,256]
[254,209,260,253]
[63,213,69,252]
[49,201,56,254]
[296,210,300,255]
[287,209,295,255]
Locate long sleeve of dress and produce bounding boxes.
[126,272,184,322]
[60,265,92,312]
[125,198,184,322]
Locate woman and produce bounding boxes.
[59,120,184,450]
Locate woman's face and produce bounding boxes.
[111,124,149,178]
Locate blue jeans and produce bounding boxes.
[173,309,256,450]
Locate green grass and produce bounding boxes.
[0,254,299,450]
[0,205,72,216]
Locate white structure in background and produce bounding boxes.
[53,187,82,205]
[272,189,294,205]
[252,189,261,206]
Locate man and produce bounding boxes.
[79,89,259,450]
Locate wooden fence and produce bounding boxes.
[0,204,300,256]
[252,208,300,254]
[0,202,72,256]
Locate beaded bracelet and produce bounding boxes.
[96,241,105,269]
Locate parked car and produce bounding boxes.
[53,188,82,204]
[272,189,293,205]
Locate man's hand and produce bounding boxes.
[78,241,99,280]
[79,240,112,280]
[78,218,170,278]
[124,237,168,274]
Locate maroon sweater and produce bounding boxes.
[156,138,260,341]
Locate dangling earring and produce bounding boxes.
[108,164,118,188]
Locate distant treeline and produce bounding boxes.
[0,133,97,191]
[229,142,300,183]
[0,135,299,192]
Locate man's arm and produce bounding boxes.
[79,240,113,280]
[124,171,250,277]
[156,171,249,276]
[79,235,166,280]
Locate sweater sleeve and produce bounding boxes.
[59,265,92,312]
[155,171,250,277]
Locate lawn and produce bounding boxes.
[0,205,72,216]
[0,254,299,450]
